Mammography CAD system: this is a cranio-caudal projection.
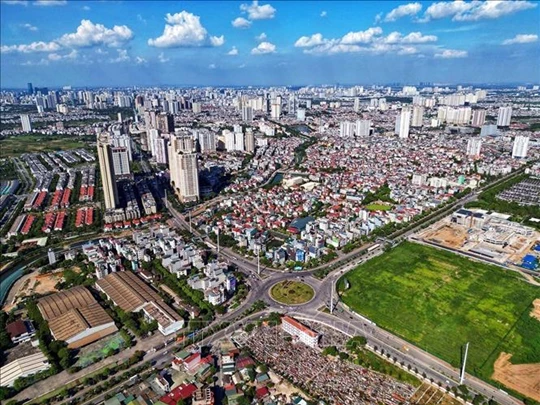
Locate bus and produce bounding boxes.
[367,243,381,252]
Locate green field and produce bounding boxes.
[339,242,540,384]
[365,203,392,211]
[0,135,89,158]
[270,280,315,305]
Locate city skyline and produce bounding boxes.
[1,0,539,87]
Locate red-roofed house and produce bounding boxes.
[159,383,197,405]
[281,316,319,348]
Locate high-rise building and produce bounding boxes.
[512,136,529,158]
[353,97,361,113]
[296,109,306,121]
[497,107,512,127]
[339,121,355,137]
[471,109,486,127]
[198,131,216,153]
[47,249,56,265]
[192,102,202,114]
[411,106,424,127]
[395,109,411,139]
[271,100,281,119]
[157,112,175,133]
[97,134,119,210]
[168,151,199,202]
[241,106,253,122]
[288,95,296,115]
[111,132,132,161]
[20,114,32,132]
[466,138,482,157]
[153,137,169,165]
[245,129,255,153]
[355,120,371,137]
[223,130,235,152]
[27,82,33,95]
[111,147,131,177]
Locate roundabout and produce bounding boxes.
[269,280,315,305]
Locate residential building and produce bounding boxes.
[5,320,35,344]
[97,134,119,210]
[245,129,255,153]
[355,120,371,137]
[497,107,512,127]
[471,109,486,127]
[241,106,253,122]
[466,138,482,157]
[512,136,529,158]
[169,151,200,202]
[411,106,424,127]
[281,316,319,348]
[111,147,131,177]
[395,109,411,139]
[21,114,32,132]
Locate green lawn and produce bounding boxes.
[0,135,89,158]
[270,281,315,305]
[365,203,392,211]
[338,242,540,385]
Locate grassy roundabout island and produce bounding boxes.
[270,280,315,305]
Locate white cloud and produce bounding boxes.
[148,11,224,48]
[320,11,327,17]
[502,34,538,45]
[384,31,437,44]
[158,52,169,63]
[384,3,422,22]
[48,53,62,61]
[232,17,251,29]
[423,1,536,22]
[294,33,326,48]
[251,41,276,54]
[2,1,29,5]
[58,20,133,48]
[34,0,67,5]
[296,27,438,56]
[227,46,239,55]
[209,63,216,69]
[240,0,276,20]
[82,5,90,11]
[110,49,130,63]
[434,49,468,58]
[1,41,60,53]
[135,56,147,64]
[21,58,49,66]
[341,27,383,44]
[239,63,246,68]
[137,14,147,25]
[21,23,38,31]
[255,32,267,42]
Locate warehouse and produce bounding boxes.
[95,271,184,336]
[37,286,118,348]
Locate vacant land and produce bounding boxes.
[411,383,462,405]
[365,203,392,211]
[339,242,539,394]
[270,280,314,305]
[0,135,88,157]
[492,352,540,402]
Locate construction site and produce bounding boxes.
[416,208,540,269]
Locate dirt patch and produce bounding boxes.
[531,299,540,321]
[492,352,540,402]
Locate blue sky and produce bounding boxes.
[1,0,539,87]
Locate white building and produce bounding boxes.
[355,120,371,137]
[21,114,32,132]
[192,102,202,114]
[296,108,306,121]
[497,107,512,127]
[111,147,131,177]
[339,121,355,138]
[169,150,200,202]
[512,136,529,158]
[471,109,486,127]
[224,130,236,152]
[198,131,216,153]
[271,100,281,119]
[281,316,319,348]
[242,106,253,122]
[466,138,482,157]
[395,109,411,139]
[353,97,361,113]
[0,352,51,387]
[411,106,424,127]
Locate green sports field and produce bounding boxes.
[338,242,540,383]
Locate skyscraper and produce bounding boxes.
[395,109,411,139]
[497,107,512,127]
[27,82,33,95]
[355,120,371,137]
[353,97,361,113]
[512,136,529,158]
[245,129,255,153]
[411,106,424,127]
[111,147,131,177]
[471,109,486,127]
[271,100,281,119]
[466,138,482,157]
[198,131,216,153]
[97,134,119,210]
[169,152,199,202]
[20,114,32,132]
[242,106,253,122]
[157,112,175,133]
